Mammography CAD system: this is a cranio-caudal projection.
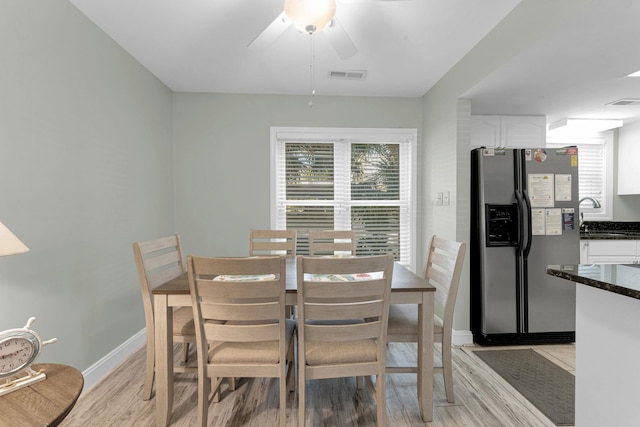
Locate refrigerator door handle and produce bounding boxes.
[514,190,525,254]
[522,190,533,259]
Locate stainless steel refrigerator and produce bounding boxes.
[470,147,578,345]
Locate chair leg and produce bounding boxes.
[442,340,455,403]
[279,368,287,427]
[298,370,306,427]
[143,340,155,400]
[182,342,189,364]
[197,368,210,427]
[286,365,295,393]
[211,377,227,403]
[286,344,296,393]
[376,373,387,427]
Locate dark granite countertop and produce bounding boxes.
[547,264,640,300]
[580,231,640,240]
[580,221,640,240]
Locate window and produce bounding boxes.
[547,132,613,220]
[271,127,417,267]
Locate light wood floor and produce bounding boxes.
[60,342,575,426]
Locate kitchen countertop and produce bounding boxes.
[580,221,640,239]
[580,231,640,240]
[546,264,640,300]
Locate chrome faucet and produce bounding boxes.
[579,197,602,228]
[579,197,602,208]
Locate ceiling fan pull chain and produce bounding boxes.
[308,32,315,108]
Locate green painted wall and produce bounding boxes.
[0,1,174,370]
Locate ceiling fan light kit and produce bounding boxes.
[284,0,337,34]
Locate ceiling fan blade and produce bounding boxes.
[324,17,358,60]
[247,12,290,50]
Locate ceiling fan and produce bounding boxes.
[247,0,401,60]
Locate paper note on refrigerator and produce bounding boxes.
[528,174,555,207]
[545,208,563,235]
[531,208,546,235]
[555,174,572,201]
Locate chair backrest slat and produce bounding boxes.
[308,230,356,256]
[195,280,281,300]
[144,250,182,272]
[200,301,280,322]
[305,299,384,320]
[204,322,280,343]
[429,250,456,273]
[250,229,297,257]
[137,235,182,254]
[306,321,382,342]
[303,279,387,299]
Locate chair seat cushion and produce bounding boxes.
[207,319,295,364]
[307,318,365,326]
[387,304,443,335]
[213,274,276,282]
[172,306,196,335]
[305,339,378,366]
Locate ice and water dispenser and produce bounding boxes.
[485,204,518,247]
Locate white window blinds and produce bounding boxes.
[575,142,606,204]
[271,127,416,266]
[547,132,613,220]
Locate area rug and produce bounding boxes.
[474,349,574,426]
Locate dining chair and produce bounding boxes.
[386,235,466,403]
[133,234,196,401]
[296,254,394,427]
[249,228,297,257]
[187,255,295,427]
[308,229,357,256]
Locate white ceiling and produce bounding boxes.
[463,0,640,125]
[68,0,640,125]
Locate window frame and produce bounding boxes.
[270,126,417,270]
[547,131,613,221]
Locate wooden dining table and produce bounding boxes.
[152,257,435,426]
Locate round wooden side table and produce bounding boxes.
[0,363,83,427]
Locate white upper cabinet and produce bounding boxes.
[471,115,547,149]
[617,121,640,195]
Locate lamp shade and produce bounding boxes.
[0,220,29,257]
[284,0,336,33]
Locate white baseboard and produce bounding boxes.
[452,329,474,347]
[81,328,146,393]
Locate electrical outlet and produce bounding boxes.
[435,192,443,206]
[443,191,450,206]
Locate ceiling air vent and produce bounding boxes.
[606,98,640,106]
[328,70,367,80]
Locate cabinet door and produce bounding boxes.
[618,123,640,194]
[471,115,501,148]
[501,115,546,148]
[580,241,589,264]
[471,115,547,148]
[586,240,638,264]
